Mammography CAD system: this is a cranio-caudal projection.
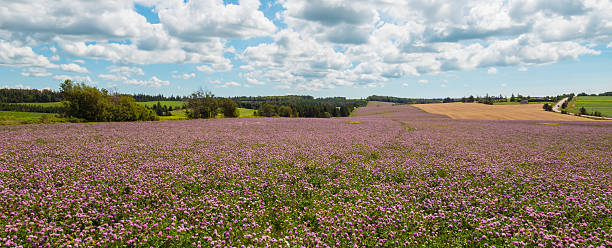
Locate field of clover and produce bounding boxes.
[0,104,610,247]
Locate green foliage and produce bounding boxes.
[219,98,239,118]
[542,103,553,111]
[60,80,158,122]
[109,96,159,121]
[185,90,238,119]
[0,88,62,103]
[186,90,218,119]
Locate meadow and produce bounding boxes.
[0,111,65,125]
[135,101,186,109]
[567,96,612,117]
[0,104,610,247]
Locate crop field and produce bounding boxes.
[414,102,594,121]
[14,102,64,107]
[0,111,64,125]
[136,101,186,109]
[567,96,612,117]
[0,104,611,247]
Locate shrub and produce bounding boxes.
[60,80,158,122]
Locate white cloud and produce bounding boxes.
[518,66,528,71]
[172,73,196,80]
[98,74,127,82]
[0,40,54,68]
[21,67,51,77]
[108,66,144,76]
[210,80,241,88]
[125,76,169,88]
[245,77,265,85]
[402,83,409,87]
[501,83,508,87]
[440,84,447,88]
[53,74,94,83]
[60,63,89,73]
[0,0,610,91]
[418,79,429,84]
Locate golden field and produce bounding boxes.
[413,102,595,121]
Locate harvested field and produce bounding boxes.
[413,102,595,121]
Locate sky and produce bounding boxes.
[0,0,611,98]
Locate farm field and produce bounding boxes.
[414,102,594,121]
[136,101,186,109]
[567,96,612,117]
[14,102,63,107]
[492,101,553,105]
[0,111,65,125]
[0,104,610,247]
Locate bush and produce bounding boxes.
[579,107,587,115]
[60,80,158,122]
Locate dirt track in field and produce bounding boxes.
[413,102,596,121]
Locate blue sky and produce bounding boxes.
[0,0,610,98]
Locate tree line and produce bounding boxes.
[0,103,64,113]
[232,95,366,118]
[0,88,62,103]
[367,95,442,104]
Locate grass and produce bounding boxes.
[238,108,255,118]
[14,102,64,107]
[0,111,67,125]
[136,101,186,108]
[566,96,612,117]
[345,121,361,124]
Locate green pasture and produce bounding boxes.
[136,101,186,108]
[0,111,66,125]
[238,108,255,117]
[567,96,612,117]
[14,102,64,107]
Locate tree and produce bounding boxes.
[61,80,112,121]
[580,107,587,115]
[542,103,552,111]
[468,95,475,103]
[186,90,218,119]
[110,95,158,121]
[220,98,239,118]
[60,80,158,122]
[257,103,277,117]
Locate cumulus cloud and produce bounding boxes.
[60,63,89,73]
[125,76,169,88]
[53,74,94,83]
[108,66,145,76]
[210,80,241,88]
[0,40,54,68]
[1,0,610,91]
[172,73,196,80]
[156,0,276,41]
[21,67,51,77]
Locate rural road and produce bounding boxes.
[552,97,612,120]
[552,97,568,113]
